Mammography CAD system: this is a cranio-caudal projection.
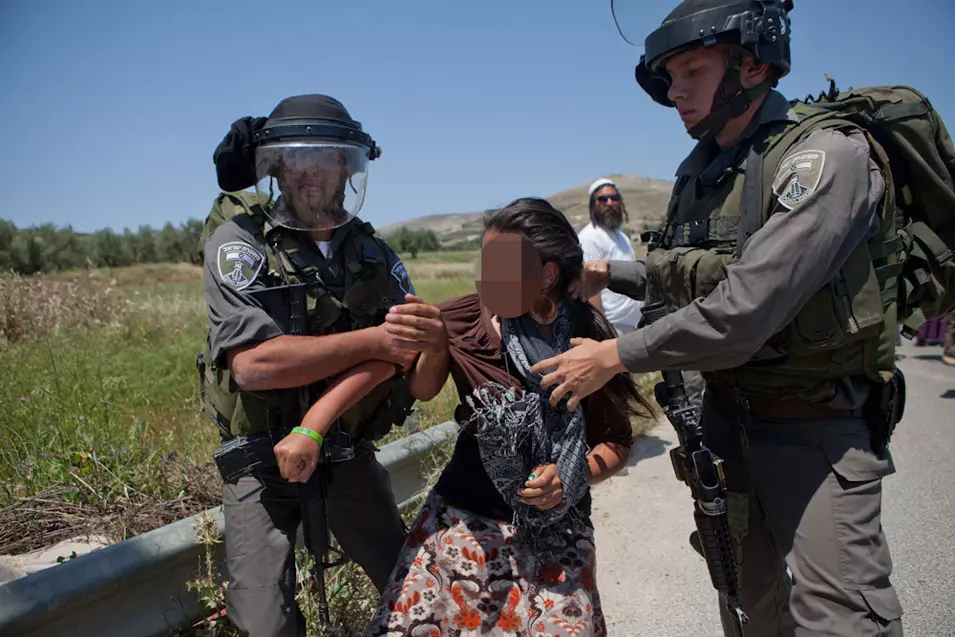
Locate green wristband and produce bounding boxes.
[291,426,323,446]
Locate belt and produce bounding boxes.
[708,385,863,421]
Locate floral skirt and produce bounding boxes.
[365,491,605,637]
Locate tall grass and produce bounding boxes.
[0,267,222,550]
[0,257,477,552]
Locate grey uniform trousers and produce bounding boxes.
[222,443,406,637]
[702,395,903,637]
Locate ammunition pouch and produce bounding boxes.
[864,369,906,455]
[213,431,282,484]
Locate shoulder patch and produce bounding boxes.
[217,241,265,290]
[772,149,826,210]
[391,259,412,296]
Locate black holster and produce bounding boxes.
[864,369,906,455]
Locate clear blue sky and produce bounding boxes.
[2,0,953,233]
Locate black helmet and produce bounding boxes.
[618,0,793,139]
[252,95,382,231]
[253,94,381,160]
[212,94,380,194]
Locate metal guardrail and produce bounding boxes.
[0,420,458,637]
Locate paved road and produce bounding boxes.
[592,338,955,637]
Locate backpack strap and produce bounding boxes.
[736,146,765,258]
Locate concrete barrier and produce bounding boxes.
[0,421,458,637]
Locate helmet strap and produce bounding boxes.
[687,50,773,141]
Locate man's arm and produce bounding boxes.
[576,228,647,303]
[377,242,450,401]
[531,128,885,409]
[617,128,884,373]
[607,260,647,300]
[203,223,413,392]
[227,327,411,392]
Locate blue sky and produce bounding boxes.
[1,0,953,233]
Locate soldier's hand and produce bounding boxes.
[372,324,419,369]
[384,294,449,355]
[569,260,611,301]
[274,432,320,483]
[519,463,563,510]
[530,337,626,411]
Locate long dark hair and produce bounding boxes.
[484,197,653,426]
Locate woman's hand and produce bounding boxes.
[519,463,563,511]
[273,432,321,483]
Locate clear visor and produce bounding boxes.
[254,142,370,231]
[611,0,662,49]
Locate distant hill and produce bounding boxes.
[379,173,674,245]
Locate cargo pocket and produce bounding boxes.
[822,438,897,591]
[222,476,265,560]
[859,587,903,627]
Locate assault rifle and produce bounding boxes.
[640,301,748,628]
[213,282,347,629]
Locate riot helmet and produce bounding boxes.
[253,95,381,232]
[614,0,793,140]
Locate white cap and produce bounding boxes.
[588,178,616,197]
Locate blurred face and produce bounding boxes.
[476,231,557,318]
[592,185,623,230]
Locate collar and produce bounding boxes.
[676,90,797,178]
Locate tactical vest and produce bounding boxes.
[198,192,414,440]
[647,107,901,402]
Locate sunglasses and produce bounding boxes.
[597,194,621,202]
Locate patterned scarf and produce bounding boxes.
[465,302,590,549]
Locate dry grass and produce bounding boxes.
[0,273,129,343]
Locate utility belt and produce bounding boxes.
[707,370,906,454]
[707,385,863,420]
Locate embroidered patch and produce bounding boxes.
[217,241,265,290]
[772,149,826,210]
[391,259,412,296]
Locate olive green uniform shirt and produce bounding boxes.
[612,92,885,387]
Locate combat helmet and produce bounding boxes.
[616,0,793,139]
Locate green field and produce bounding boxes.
[0,256,476,553]
[0,251,655,556]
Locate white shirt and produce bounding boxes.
[578,222,643,328]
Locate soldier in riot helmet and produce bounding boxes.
[198,94,450,636]
[532,1,905,635]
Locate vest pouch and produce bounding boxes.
[338,379,392,438]
[645,247,735,308]
[230,391,288,437]
[308,288,343,333]
[201,363,237,439]
[201,361,288,437]
[790,247,884,352]
[690,250,736,300]
[342,282,390,328]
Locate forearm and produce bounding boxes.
[607,260,647,301]
[589,293,604,314]
[407,346,450,401]
[299,360,396,435]
[230,329,383,391]
[586,442,630,485]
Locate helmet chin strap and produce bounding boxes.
[686,50,773,141]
